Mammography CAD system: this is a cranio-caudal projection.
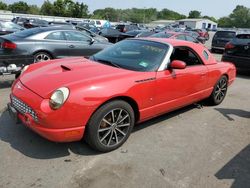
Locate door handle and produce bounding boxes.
[68,45,75,48]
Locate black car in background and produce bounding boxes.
[222,33,250,71]
[0,20,24,35]
[115,24,140,33]
[125,30,155,38]
[23,18,49,28]
[0,27,112,63]
[211,30,237,52]
[98,28,133,43]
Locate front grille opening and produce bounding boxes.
[11,95,38,122]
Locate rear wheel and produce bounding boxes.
[34,52,51,62]
[85,100,135,152]
[209,75,228,105]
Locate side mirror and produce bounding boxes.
[170,60,186,69]
[89,38,95,45]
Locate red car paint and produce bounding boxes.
[10,38,236,142]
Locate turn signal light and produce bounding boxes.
[2,41,17,49]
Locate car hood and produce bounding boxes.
[20,57,140,98]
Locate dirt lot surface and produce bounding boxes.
[0,33,249,188]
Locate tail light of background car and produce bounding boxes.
[225,42,235,49]
[2,41,17,49]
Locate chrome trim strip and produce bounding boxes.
[158,44,174,71]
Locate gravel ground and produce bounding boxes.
[0,33,249,188]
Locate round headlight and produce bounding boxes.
[49,87,69,110]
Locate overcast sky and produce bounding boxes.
[4,0,250,18]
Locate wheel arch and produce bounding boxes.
[33,50,54,59]
[90,96,140,124]
[222,73,229,81]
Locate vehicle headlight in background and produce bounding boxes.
[20,65,29,75]
[49,87,69,110]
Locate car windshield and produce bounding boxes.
[0,22,23,30]
[12,27,42,37]
[215,31,236,38]
[150,32,174,38]
[91,40,168,72]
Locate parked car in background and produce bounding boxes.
[0,54,33,77]
[211,30,237,52]
[82,19,111,28]
[23,18,49,28]
[77,22,96,30]
[125,30,155,38]
[0,20,24,35]
[222,33,250,71]
[190,29,209,40]
[116,24,140,32]
[99,28,133,43]
[0,27,111,63]
[12,17,29,27]
[76,26,108,43]
[183,31,206,44]
[65,20,82,26]
[149,31,204,44]
[8,38,236,152]
[49,21,72,26]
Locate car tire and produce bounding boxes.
[85,100,135,152]
[208,75,228,105]
[34,52,52,62]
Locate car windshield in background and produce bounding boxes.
[13,27,42,37]
[236,34,250,42]
[0,22,23,30]
[215,31,236,38]
[91,40,168,72]
[150,32,174,38]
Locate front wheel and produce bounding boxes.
[34,52,51,62]
[208,75,228,105]
[85,100,135,152]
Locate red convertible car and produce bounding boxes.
[8,38,236,152]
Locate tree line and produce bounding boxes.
[0,0,249,28]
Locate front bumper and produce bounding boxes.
[222,54,250,71]
[8,80,85,142]
[0,54,34,75]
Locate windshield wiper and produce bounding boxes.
[92,56,121,68]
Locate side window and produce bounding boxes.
[176,35,186,41]
[170,47,203,66]
[203,50,209,60]
[45,32,65,40]
[64,31,90,42]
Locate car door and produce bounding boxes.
[64,31,100,57]
[43,31,69,58]
[154,47,208,115]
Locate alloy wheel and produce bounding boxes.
[214,77,227,103]
[98,108,131,147]
[34,53,51,62]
